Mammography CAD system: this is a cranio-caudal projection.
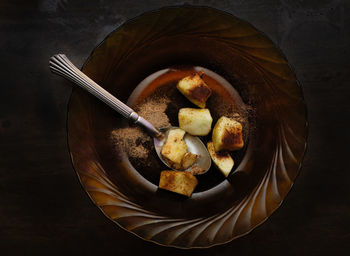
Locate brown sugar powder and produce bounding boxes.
[136,97,171,129]
[110,96,171,160]
[111,127,149,158]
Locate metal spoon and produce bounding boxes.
[49,54,211,174]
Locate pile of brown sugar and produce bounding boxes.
[110,95,170,161]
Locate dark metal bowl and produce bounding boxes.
[67,6,307,248]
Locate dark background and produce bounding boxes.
[1,0,349,255]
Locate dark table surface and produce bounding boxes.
[1,0,349,255]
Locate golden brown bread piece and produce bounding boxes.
[176,73,212,108]
[207,141,234,177]
[161,128,188,166]
[212,116,244,151]
[181,152,198,169]
[178,108,213,136]
[159,171,198,197]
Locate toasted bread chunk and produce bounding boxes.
[177,73,212,108]
[159,171,198,197]
[212,116,244,151]
[181,152,198,169]
[178,108,213,136]
[161,128,187,166]
[207,141,234,177]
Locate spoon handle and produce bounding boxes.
[49,54,161,138]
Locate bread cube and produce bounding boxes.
[207,141,234,177]
[181,152,198,169]
[177,73,212,108]
[178,108,213,136]
[159,171,198,197]
[161,128,187,166]
[212,116,244,151]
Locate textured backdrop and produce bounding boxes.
[0,0,349,255]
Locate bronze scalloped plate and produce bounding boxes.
[67,6,307,249]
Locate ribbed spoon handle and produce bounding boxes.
[49,54,161,138]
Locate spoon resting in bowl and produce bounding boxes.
[49,54,211,174]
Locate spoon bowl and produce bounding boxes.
[154,127,211,174]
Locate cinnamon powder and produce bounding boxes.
[111,96,170,160]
